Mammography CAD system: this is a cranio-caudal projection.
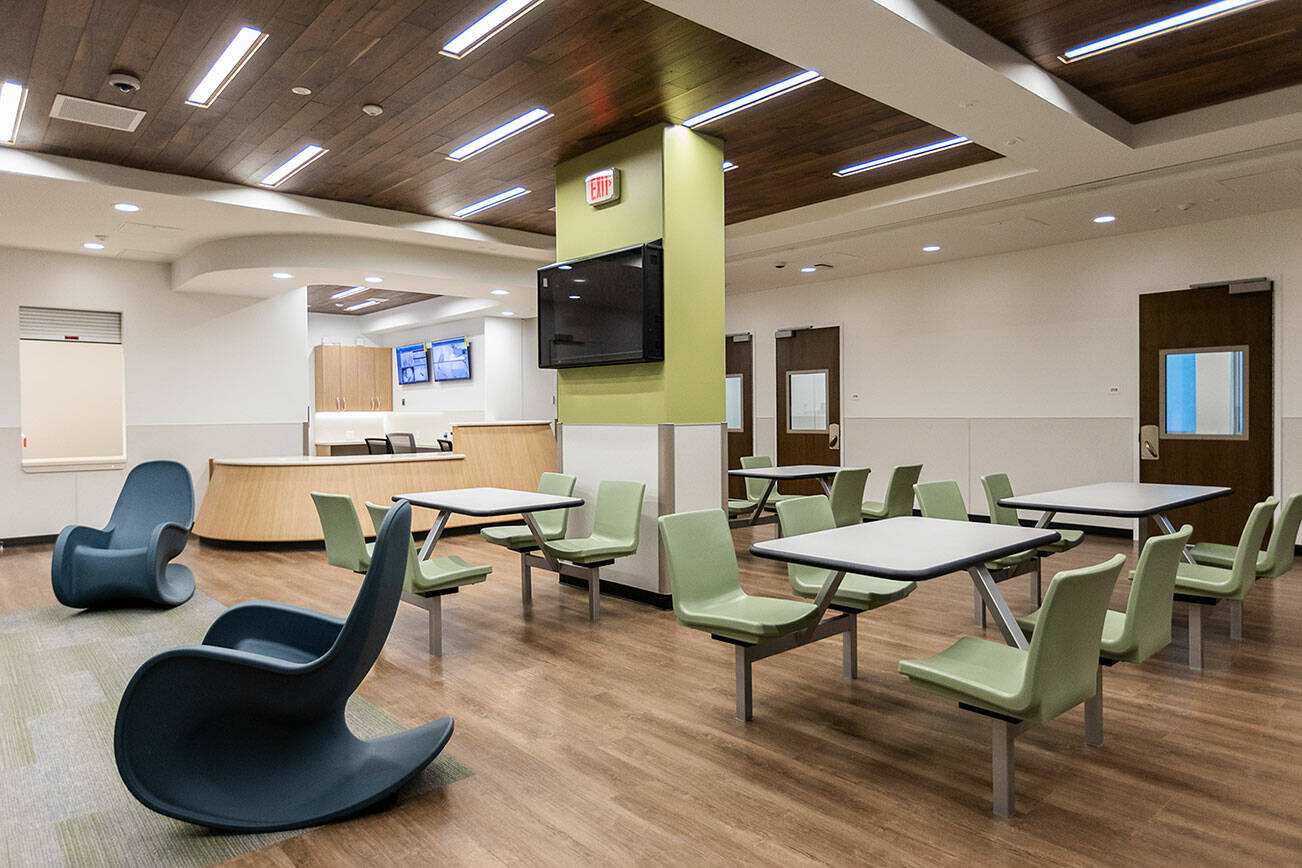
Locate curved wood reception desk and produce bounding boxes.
[194,421,557,542]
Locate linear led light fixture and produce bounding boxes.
[258,144,328,186]
[1059,0,1275,62]
[186,26,268,107]
[682,69,822,128]
[440,0,546,59]
[331,286,366,300]
[834,136,971,177]
[447,108,552,161]
[0,81,27,144]
[452,186,529,218]
[344,298,385,312]
[722,160,737,172]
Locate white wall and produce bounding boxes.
[727,207,1302,535]
[1,245,306,537]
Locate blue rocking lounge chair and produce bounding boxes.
[113,500,455,832]
[52,460,195,609]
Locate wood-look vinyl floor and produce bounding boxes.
[3,526,1300,866]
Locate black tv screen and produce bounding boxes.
[537,240,663,369]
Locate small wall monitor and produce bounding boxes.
[431,336,471,381]
[396,343,429,384]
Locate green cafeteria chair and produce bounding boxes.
[480,472,577,550]
[914,480,1040,626]
[365,503,490,656]
[729,455,798,519]
[826,466,871,527]
[1171,497,1276,669]
[899,554,1124,818]
[982,472,1084,606]
[1191,492,1302,578]
[861,463,922,521]
[659,508,825,721]
[1018,524,1190,747]
[543,480,645,621]
[311,491,374,572]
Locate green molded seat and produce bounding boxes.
[479,472,577,550]
[365,502,490,657]
[861,463,922,520]
[899,553,1124,818]
[1190,492,1301,578]
[740,455,799,510]
[982,473,1085,556]
[775,496,916,611]
[545,480,645,565]
[827,467,871,527]
[311,492,374,573]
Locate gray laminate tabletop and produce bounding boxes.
[998,482,1231,518]
[394,487,584,516]
[728,464,846,480]
[750,516,1059,581]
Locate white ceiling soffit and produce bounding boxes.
[353,296,507,336]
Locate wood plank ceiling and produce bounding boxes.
[0,0,1000,235]
[305,283,433,315]
[935,0,1302,123]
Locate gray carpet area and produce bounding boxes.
[0,590,470,867]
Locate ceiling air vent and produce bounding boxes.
[49,94,145,132]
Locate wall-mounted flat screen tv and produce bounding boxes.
[395,343,429,384]
[537,240,663,369]
[431,336,471,381]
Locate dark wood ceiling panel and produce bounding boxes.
[305,283,434,315]
[6,0,997,235]
[936,0,1302,123]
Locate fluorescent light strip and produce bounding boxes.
[834,136,971,177]
[722,160,737,172]
[453,186,529,218]
[331,286,367,299]
[186,26,268,107]
[682,69,822,128]
[447,108,552,161]
[344,299,384,312]
[1059,0,1273,62]
[0,81,28,144]
[258,144,327,186]
[440,0,546,59]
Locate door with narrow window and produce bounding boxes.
[776,326,840,495]
[725,334,754,499]
[1139,284,1272,543]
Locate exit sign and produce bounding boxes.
[585,168,620,206]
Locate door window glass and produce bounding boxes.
[1161,347,1246,438]
[725,374,743,431]
[787,370,828,432]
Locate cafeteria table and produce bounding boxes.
[998,482,1231,564]
[751,516,1060,650]
[727,464,843,526]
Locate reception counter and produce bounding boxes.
[194,421,557,542]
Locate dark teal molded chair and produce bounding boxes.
[52,460,195,609]
[114,500,454,832]
[861,463,922,521]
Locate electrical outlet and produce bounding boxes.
[1108,386,1120,395]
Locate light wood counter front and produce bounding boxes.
[195,422,557,542]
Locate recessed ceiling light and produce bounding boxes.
[344,298,384,312]
[490,289,510,296]
[186,26,267,107]
[572,278,586,283]
[447,108,552,161]
[82,241,105,250]
[683,69,822,128]
[922,245,941,252]
[568,295,581,300]
[331,286,366,299]
[452,186,530,218]
[272,271,294,279]
[834,136,971,177]
[1093,214,1117,224]
[113,202,140,212]
[364,275,383,283]
[800,266,817,273]
[440,0,546,59]
[557,264,572,270]
[0,80,27,144]
[258,144,327,186]
[500,310,516,316]
[1059,0,1271,62]
[291,86,312,96]
[722,160,738,172]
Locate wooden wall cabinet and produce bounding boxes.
[314,345,392,412]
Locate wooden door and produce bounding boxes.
[775,326,840,494]
[371,347,393,411]
[314,345,343,411]
[1139,284,1273,543]
[725,334,754,498]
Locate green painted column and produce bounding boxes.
[554,124,725,424]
